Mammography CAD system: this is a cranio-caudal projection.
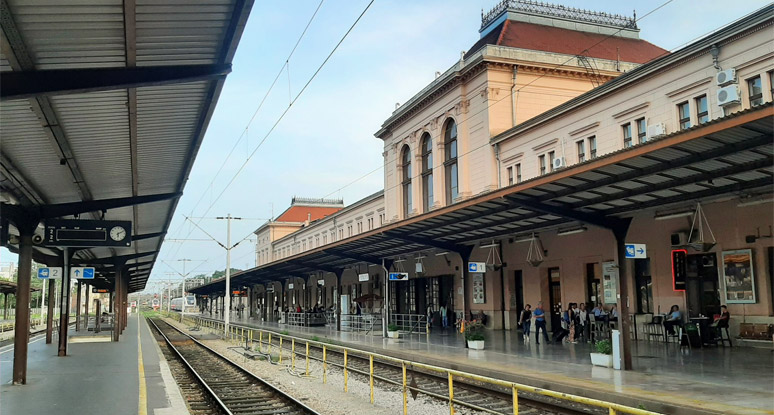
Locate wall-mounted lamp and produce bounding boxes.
[557,226,587,236]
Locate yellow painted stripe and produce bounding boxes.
[138,313,147,415]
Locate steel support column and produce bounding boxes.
[58,247,73,356]
[335,270,343,332]
[113,270,121,341]
[2,292,7,320]
[612,219,633,370]
[12,225,33,384]
[45,279,55,344]
[75,280,81,331]
[84,283,90,330]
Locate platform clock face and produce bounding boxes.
[109,226,127,241]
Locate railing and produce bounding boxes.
[187,315,662,415]
[391,313,426,334]
[341,313,382,333]
[481,0,637,30]
[284,312,327,327]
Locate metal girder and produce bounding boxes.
[38,192,181,219]
[75,251,156,266]
[321,249,382,265]
[1,65,233,100]
[568,156,773,210]
[442,218,572,244]
[287,260,342,275]
[505,195,627,230]
[132,231,165,241]
[381,231,472,256]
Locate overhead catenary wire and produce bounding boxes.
[163,0,327,261]
[162,0,374,267]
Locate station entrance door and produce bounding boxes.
[686,253,721,318]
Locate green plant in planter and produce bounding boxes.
[387,324,399,332]
[464,321,486,341]
[595,339,612,355]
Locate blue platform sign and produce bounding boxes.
[624,243,647,259]
[468,262,486,273]
[388,272,409,281]
[37,267,63,279]
[71,267,96,279]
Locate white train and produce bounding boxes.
[170,295,196,313]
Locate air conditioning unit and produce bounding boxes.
[647,122,667,139]
[717,85,741,107]
[552,157,565,170]
[715,68,736,86]
[670,232,688,246]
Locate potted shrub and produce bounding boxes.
[387,324,400,339]
[590,339,613,368]
[465,321,486,350]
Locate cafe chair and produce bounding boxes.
[645,315,664,342]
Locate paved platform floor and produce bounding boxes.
[199,312,774,415]
[0,313,188,415]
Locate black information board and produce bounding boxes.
[672,249,687,291]
[43,219,132,247]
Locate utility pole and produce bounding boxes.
[216,214,242,335]
[178,259,193,296]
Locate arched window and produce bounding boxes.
[444,119,458,204]
[401,145,412,217]
[421,133,433,212]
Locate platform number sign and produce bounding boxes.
[38,267,63,280]
[468,262,486,273]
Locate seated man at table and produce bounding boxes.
[663,305,682,335]
[710,305,730,336]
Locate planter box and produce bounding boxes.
[590,352,613,368]
[387,330,400,339]
[467,340,485,350]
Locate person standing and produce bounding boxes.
[518,304,532,341]
[440,304,448,329]
[533,302,550,344]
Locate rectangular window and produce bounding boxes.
[576,140,585,162]
[515,163,522,183]
[357,222,362,233]
[635,259,653,314]
[622,123,632,148]
[588,136,597,159]
[538,155,546,175]
[695,95,708,124]
[748,76,763,106]
[548,151,555,172]
[769,71,774,100]
[678,102,691,130]
[507,166,513,185]
[636,118,647,144]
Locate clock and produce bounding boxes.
[109,226,127,241]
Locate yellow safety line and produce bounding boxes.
[138,313,148,415]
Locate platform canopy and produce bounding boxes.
[191,105,773,296]
[0,0,254,292]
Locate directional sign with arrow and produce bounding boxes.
[624,243,647,259]
[71,267,96,279]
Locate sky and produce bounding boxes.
[1,0,769,291]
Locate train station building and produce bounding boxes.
[192,1,774,359]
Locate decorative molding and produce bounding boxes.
[612,102,650,119]
[501,151,524,164]
[735,51,774,72]
[569,121,600,137]
[665,76,712,98]
[531,138,559,152]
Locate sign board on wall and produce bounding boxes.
[389,272,409,281]
[601,261,618,304]
[358,273,370,282]
[624,243,647,259]
[472,273,486,304]
[671,249,687,291]
[468,262,486,273]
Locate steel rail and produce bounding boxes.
[150,317,320,415]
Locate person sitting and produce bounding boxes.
[710,305,730,340]
[663,304,682,335]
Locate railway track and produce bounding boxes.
[211,322,607,415]
[147,318,319,415]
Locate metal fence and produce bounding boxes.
[189,315,662,415]
[390,313,426,334]
[341,313,382,333]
